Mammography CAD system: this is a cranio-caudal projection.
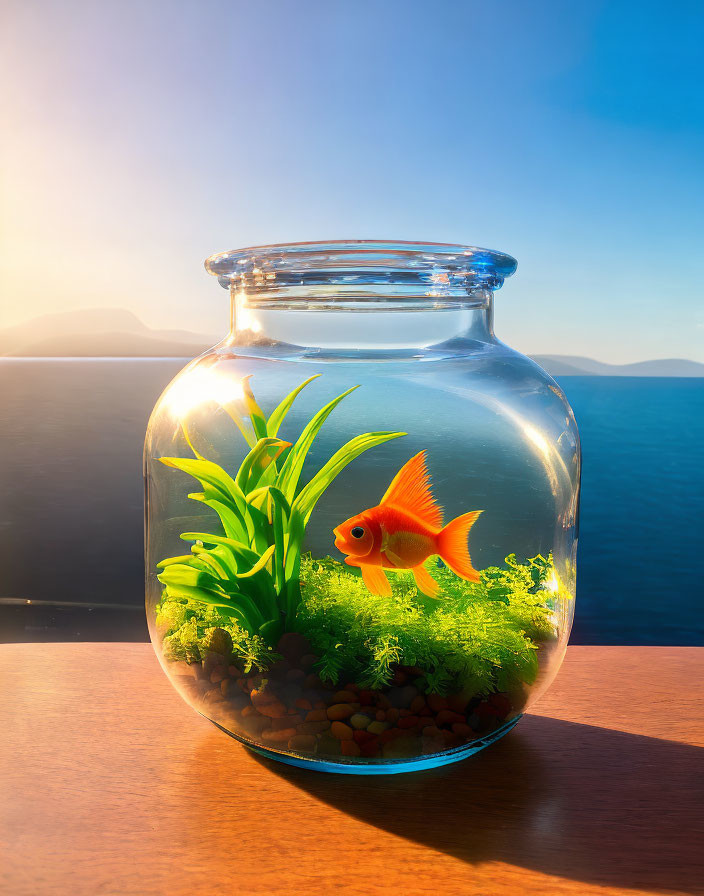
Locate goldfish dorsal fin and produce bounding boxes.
[380,450,444,529]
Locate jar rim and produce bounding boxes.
[205,240,518,294]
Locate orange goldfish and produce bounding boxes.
[333,451,482,598]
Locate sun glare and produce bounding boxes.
[164,368,246,419]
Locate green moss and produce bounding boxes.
[158,552,566,696]
[157,599,277,672]
[295,553,562,695]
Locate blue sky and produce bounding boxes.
[2,0,702,361]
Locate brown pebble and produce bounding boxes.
[286,668,306,683]
[210,667,227,684]
[353,730,377,745]
[442,732,463,749]
[358,690,375,705]
[489,693,512,717]
[427,694,449,713]
[436,709,466,727]
[261,727,297,743]
[398,708,411,718]
[271,715,303,731]
[295,698,313,711]
[304,673,322,689]
[375,710,386,722]
[360,740,381,758]
[422,736,445,755]
[330,721,354,740]
[333,690,357,703]
[422,725,443,738]
[305,709,328,722]
[341,740,361,757]
[447,693,470,714]
[379,728,404,744]
[398,715,420,729]
[327,703,355,721]
[382,735,417,758]
[299,654,318,671]
[452,723,474,738]
[288,734,317,752]
[296,720,331,735]
[317,734,342,756]
[385,708,400,724]
[367,720,390,735]
[202,688,225,705]
[242,715,271,737]
[410,695,426,714]
[250,688,288,719]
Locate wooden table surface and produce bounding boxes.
[1,644,702,896]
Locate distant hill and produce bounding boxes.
[530,354,704,377]
[1,309,703,375]
[0,309,216,357]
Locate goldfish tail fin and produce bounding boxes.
[360,564,392,597]
[412,565,442,599]
[437,511,483,582]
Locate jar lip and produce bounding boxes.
[205,240,518,293]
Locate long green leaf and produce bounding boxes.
[237,544,275,578]
[156,554,206,570]
[235,438,291,495]
[292,430,406,524]
[181,532,278,619]
[242,375,269,440]
[162,584,261,633]
[160,457,246,514]
[188,491,248,542]
[157,563,221,591]
[267,374,321,437]
[276,385,360,501]
[190,544,232,580]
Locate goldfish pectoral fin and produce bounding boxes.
[360,565,392,597]
[384,548,405,569]
[344,556,361,568]
[412,564,442,598]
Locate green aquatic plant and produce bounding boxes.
[296,553,564,695]
[157,552,566,695]
[156,375,405,647]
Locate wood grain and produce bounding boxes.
[1,644,702,896]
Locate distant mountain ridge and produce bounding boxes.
[530,354,704,377]
[1,309,702,375]
[0,309,217,357]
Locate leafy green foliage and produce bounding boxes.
[296,553,565,695]
[156,375,405,646]
[157,552,566,697]
[157,598,276,672]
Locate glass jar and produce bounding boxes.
[145,241,580,774]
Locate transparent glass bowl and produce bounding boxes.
[145,241,579,774]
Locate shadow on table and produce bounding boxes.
[251,715,704,893]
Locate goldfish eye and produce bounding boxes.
[350,526,365,539]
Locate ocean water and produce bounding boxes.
[1,359,702,645]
